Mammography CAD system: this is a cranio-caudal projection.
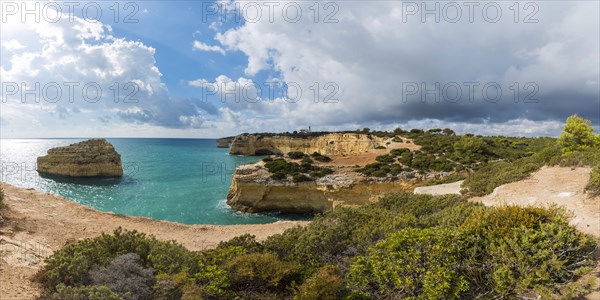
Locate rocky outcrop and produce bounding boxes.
[226,162,417,213]
[217,137,234,148]
[229,133,381,156]
[37,139,123,177]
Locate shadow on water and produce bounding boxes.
[38,173,136,187]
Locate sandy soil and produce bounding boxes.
[413,180,463,195]
[0,183,308,299]
[470,166,599,237]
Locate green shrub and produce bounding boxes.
[225,252,301,291]
[309,167,334,178]
[488,223,596,298]
[389,164,403,176]
[270,172,287,181]
[375,145,386,149]
[453,135,488,164]
[217,234,263,253]
[389,148,410,156]
[557,148,600,167]
[375,154,394,164]
[264,159,296,174]
[585,166,600,197]
[301,156,313,164]
[294,265,343,300]
[346,227,468,299]
[311,152,332,162]
[193,246,247,298]
[51,284,122,300]
[265,158,333,182]
[153,272,193,300]
[293,174,313,183]
[287,151,306,159]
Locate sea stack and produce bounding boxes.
[37,139,123,177]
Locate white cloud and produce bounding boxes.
[0,6,212,137]
[210,1,599,136]
[192,40,225,55]
[1,39,26,51]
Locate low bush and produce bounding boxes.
[389,148,410,156]
[287,151,306,159]
[557,148,600,167]
[294,265,343,300]
[346,227,468,299]
[217,234,263,253]
[585,166,600,197]
[51,284,122,300]
[0,188,4,210]
[375,154,394,164]
[225,252,301,291]
[89,253,154,300]
[310,152,332,162]
[293,174,312,183]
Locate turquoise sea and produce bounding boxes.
[0,138,308,225]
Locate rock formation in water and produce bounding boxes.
[229,133,381,156]
[217,136,235,148]
[37,139,123,177]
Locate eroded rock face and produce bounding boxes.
[37,139,123,177]
[217,137,234,148]
[229,133,379,156]
[226,162,416,213]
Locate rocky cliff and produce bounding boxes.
[226,162,417,213]
[217,136,235,148]
[229,133,381,156]
[37,139,123,177]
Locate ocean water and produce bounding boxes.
[0,138,308,225]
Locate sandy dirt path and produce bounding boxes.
[0,183,308,299]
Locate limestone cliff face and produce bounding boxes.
[37,139,123,177]
[226,162,415,213]
[229,133,380,156]
[217,137,234,148]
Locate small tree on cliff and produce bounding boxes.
[558,115,599,154]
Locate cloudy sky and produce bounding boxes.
[1,0,598,138]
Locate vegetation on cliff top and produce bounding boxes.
[262,154,334,183]
[37,193,597,299]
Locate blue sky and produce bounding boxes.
[1,1,599,138]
